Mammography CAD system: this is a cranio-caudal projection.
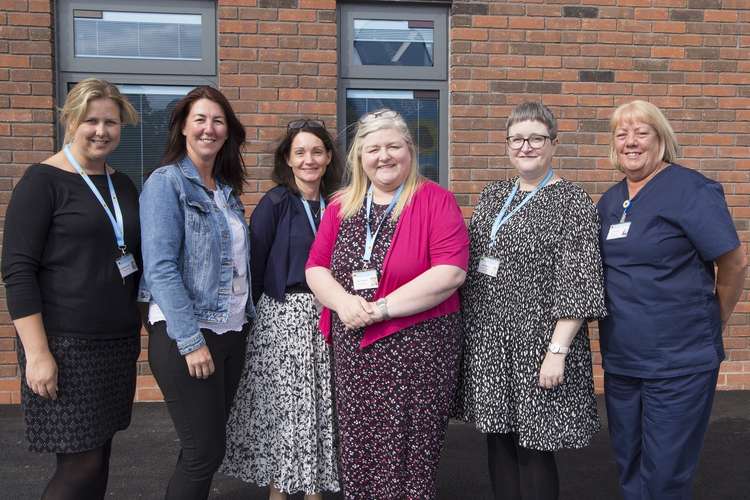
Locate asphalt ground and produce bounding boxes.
[1,393,748,499]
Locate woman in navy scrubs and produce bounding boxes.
[597,100,747,500]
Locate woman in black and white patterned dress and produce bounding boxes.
[454,102,607,500]
[221,119,342,500]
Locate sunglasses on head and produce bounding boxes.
[358,109,399,124]
[287,118,326,130]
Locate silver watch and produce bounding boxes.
[376,298,390,320]
[548,342,569,355]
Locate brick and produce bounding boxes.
[670,10,704,22]
[7,12,50,27]
[705,10,738,23]
[579,70,615,82]
[686,47,720,59]
[258,0,296,7]
[687,0,720,7]
[0,54,30,68]
[278,9,316,22]
[563,6,599,18]
[452,3,489,15]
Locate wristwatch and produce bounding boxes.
[376,298,390,320]
[548,342,569,355]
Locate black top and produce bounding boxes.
[2,163,142,338]
[250,185,321,304]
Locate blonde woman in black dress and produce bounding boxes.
[455,102,607,500]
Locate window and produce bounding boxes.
[56,0,216,190]
[338,4,449,185]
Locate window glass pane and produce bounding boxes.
[98,85,191,190]
[74,12,202,61]
[345,89,440,182]
[353,20,434,67]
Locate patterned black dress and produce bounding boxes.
[330,203,461,500]
[454,178,607,451]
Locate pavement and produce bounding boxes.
[1,392,748,499]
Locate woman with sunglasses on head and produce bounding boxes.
[454,102,606,500]
[306,109,469,499]
[221,119,342,500]
[139,86,254,500]
[2,78,140,500]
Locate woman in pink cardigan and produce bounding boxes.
[306,109,469,499]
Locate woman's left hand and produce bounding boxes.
[538,352,566,389]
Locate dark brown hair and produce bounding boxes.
[271,122,343,199]
[161,86,247,194]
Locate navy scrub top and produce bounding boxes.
[597,164,740,379]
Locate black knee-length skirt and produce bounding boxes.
[17,334,140,453]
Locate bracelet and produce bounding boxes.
[376,298,390,320]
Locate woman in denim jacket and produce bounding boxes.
[139,86,255,500]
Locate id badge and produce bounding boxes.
[352,269,379,290]
[606,222,631,240]
[477,256,500,277]
[115,253,138,279]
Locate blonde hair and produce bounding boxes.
[609,100,678,172]
[59,78,139,143]
[336,109,423,220]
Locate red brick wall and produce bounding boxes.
[448,0,750,391]
[0,0,54,403]
[0,0,748,403]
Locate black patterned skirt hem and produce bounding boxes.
[17,334,140,453]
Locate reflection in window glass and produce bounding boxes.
[74,12,201,60]
[346,89,439,182]
[353,20,434,67]
[100,85,191,190]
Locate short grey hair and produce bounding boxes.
[506,101,558,139]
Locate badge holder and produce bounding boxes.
[115,247,138,279]
[477,256,500,277]
[606,199,632,241]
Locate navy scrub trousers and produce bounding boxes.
[604,369,719,500]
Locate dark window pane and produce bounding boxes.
[345,89,440,182]
[353,20,434,67]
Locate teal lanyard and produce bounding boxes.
[363,183,403,262]
[63,144,126,252]
[489,169,553,247]
[300,196,326,235]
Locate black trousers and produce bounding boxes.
[148,321,248,500]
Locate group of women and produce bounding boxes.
[2,77,746,500]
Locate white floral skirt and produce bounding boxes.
[221,292,340,494]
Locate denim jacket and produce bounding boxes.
[138,156,255,355]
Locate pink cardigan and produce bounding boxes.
[306,181,469,348]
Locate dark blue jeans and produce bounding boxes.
[148,321,248,500]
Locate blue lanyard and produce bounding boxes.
[300,196,326,236]
[619,199,631,223]
[363,183,404,262]
[63,144,126,251]
[489,169,553,247]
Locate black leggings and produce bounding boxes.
[42,439,113,500]
[148,321,248,500]
[487,432,559,500]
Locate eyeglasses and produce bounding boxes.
[506,134,551,150]
[287,119,326,130]
[358,109,399,124]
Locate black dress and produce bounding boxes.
[454,179,607,451]
[2,164,141,453]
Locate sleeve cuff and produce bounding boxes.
[176,331,206,356]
